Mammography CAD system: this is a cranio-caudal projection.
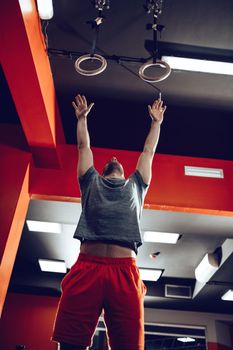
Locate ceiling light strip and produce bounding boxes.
[162,56,233,76]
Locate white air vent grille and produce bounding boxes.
[184,166,224,178]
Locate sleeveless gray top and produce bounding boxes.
[73,166,148,252]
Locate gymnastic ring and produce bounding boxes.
[75,54,107,76]
[139,60,171,83]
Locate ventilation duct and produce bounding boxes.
[165,284,192,299]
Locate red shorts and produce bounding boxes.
[52,253,147,349]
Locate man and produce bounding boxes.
[52,94,166,350]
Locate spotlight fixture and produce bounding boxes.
[149,251,160,259]
[36,0,54,20]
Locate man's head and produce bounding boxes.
[102,157,125,178]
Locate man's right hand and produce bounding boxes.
[72,94,94,120]
[148,97,166,124]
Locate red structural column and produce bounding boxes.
[0,145,31,317]
[0,293,58,350]
[0,0,65,168]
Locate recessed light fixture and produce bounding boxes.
[38,259,67,273]
[221,289,233,301]
[144,231,180,244]
[139,268,163,281]
[162,56,233,76]
[184,166,224,178]
[36,0,54,20]
[26,220,62,234]
[177,337,195,343]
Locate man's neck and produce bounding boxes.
[104,172,125,180]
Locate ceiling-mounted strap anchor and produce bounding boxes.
[144,0,164,15]
[147,23,165,36]
[139,0,171,83]
[92,0,110,11]
[75,1,109,76]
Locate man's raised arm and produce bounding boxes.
[72,94,94,177]
[136,97,166,185]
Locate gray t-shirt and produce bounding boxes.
[73,166,148,252]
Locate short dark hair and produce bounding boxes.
[102,161,124,177]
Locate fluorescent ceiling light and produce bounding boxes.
[162,56,233,76]
[38,259,67,273]
[195,253,220,283]
[144,231,180,244]
[36,0,54,20]
[177,337,195,343]
[184,166,224,178]
[139,268,162,281]
[26,220,62,234]
[221,289,233,301]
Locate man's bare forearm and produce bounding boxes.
[143,120,161,154]
[76,116,90,149]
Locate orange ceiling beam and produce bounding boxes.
[0,145,31,317]
[0,0,65,168]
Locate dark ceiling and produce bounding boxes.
[1,0,233,334]
[45,0,233,160]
